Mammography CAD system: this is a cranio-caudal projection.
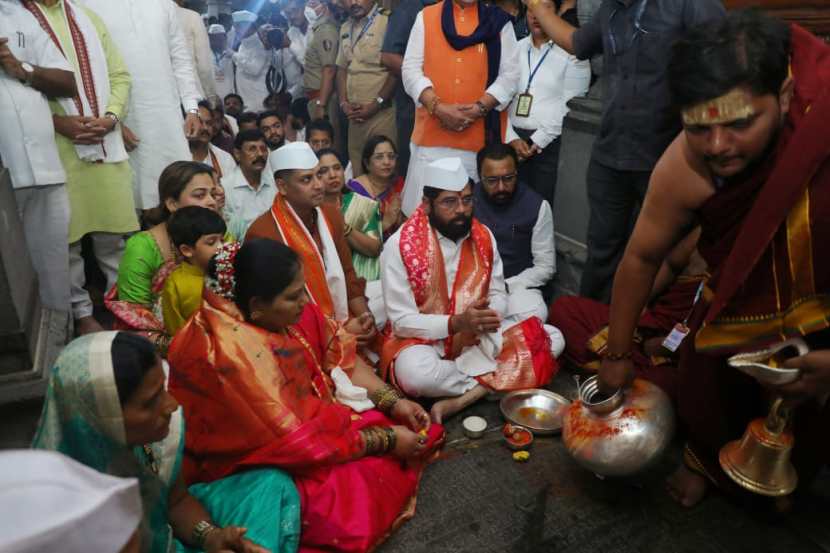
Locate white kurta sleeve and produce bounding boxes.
[486,228,508,317]
[401,12,432,107]
[381,233,452,340]
[485,23,520,111]
[287,27,307,69]
[166,3,202,111]
[506,201,556,291]
[191,12,217,99]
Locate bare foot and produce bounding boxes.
[666,464,708,508]
[429,385,489,424]
[76,316,104,336]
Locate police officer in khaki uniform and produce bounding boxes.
[304,0,341,119]
[336,0,397,177]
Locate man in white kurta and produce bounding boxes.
[0,0,75,312]
[208,24,235,100]
[234,25,297,110]
[79,0,204,209]
[381,158,559,423]
[175,1,217,100]
[399,0,519,216]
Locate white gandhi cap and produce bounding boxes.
[208,24,227,35]
[270,142,320,173]
[232,10,258,24]
[0,450,142,553]
[424,157,470,192]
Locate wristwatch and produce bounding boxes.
[105,111,119,124]
[375,96,385,107]
[19,62,34,86]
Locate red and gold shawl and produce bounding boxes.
[380,206,556,391]
[168,291,365,483]
[693,25,830,354]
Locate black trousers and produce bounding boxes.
[514,128,561,210]
[579,158,651,303]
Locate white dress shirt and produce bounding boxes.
[176,5,216,99]
[213,49,236,100]
[506,199,556,291]
[79,0,203,209]
[0,1,72,189]
[505,37,590,149]
[401,10,519,110]
[223,165,276,238]
[381,225,507,341]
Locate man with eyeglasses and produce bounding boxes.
[380,157,561,423]
[473,143,557,325]
[524,0,724,303]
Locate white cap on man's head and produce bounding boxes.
[208,24,226,35]
[270,142,319,173]
[232,10,258,24]
[0,450,142,553]
[424,157,470,192]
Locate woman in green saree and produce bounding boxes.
[106,162,219,353]
[33,331,301,553]
[341,136,405,282]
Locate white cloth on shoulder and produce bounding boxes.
[0,449,141,553]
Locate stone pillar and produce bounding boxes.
[551,0,604,297]
[0,166,69,404]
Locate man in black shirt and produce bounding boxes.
[526,0,724,302]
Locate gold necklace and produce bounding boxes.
[142,445,160,475]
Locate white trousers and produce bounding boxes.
[401,143,479,216]
[395,344,480,398]
[69,232,124,319]
[14,185,71,312]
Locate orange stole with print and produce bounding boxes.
[380,206,556,391]
[271,194,336,318]
[410,1,507,153]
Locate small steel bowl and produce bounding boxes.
[500,389,571,435]
[503,423,534,450]
[462,415,488,439]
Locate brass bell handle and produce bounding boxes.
[765,397,791,434]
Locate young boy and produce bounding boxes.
[162,206,226,335]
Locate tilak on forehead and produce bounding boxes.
[682,88,757,126]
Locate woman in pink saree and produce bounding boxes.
[168,239,444,552]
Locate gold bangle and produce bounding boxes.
[344,224,353,237]
[370,384,403,414]
[385,426,397,453]
[427,96,441,116]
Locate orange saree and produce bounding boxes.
[168,293,444,552]
[380,206,556,391]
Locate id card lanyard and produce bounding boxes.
[661,281,705,352]
[515,42,552,117]
[351,5,379,51]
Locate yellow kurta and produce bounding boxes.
[42,1,139,243]
[161,262,205,335]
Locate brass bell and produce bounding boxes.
[719,398,798,497]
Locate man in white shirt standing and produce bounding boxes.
[78,0,204,210]
[0,0,76,312]
[208,24,235,101]
[506,0,588,209]
[399,0,519,216]
[473,143,562,327]
[174,0,217,101]
[223,129,276,238]
[380,158,560,423]
[284,0,310,91]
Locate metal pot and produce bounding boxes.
[562,376,675,477]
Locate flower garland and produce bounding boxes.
[206,240,241,301]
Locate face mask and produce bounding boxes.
[305,5,321,24]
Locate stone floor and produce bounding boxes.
[2,370,829,553]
